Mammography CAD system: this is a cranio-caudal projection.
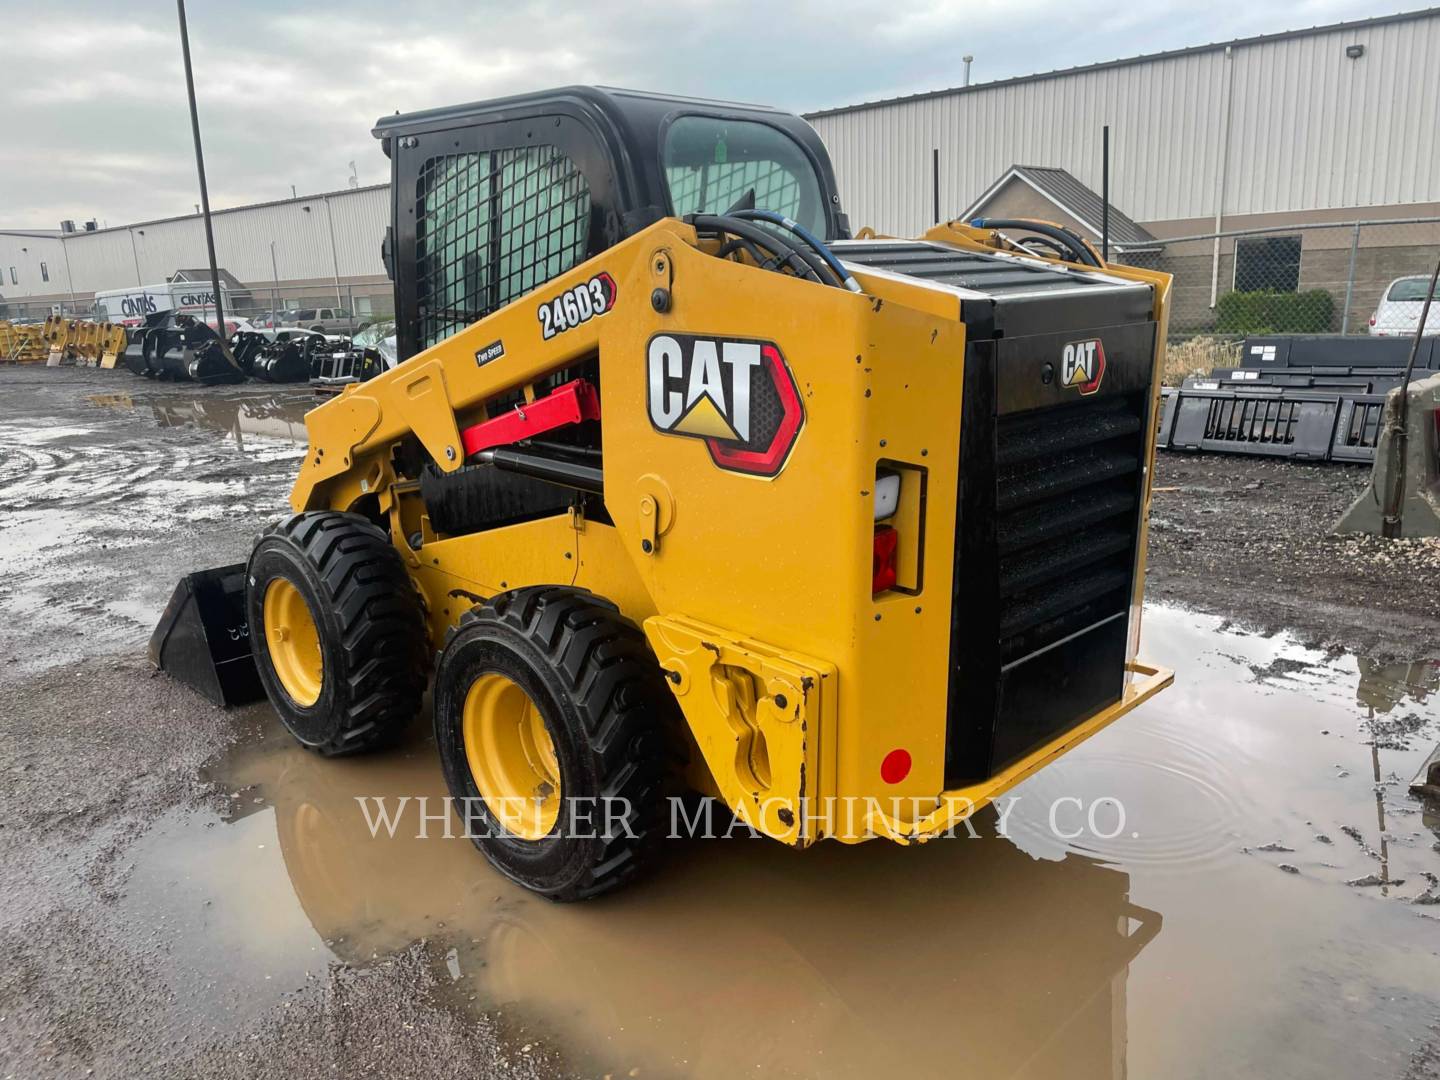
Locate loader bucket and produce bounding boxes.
[148,564,264,707]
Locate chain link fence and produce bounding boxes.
[1112,217,1440,382]
[0,283,395,338]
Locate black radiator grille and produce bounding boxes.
[945,321,1157,788]
[994,395,1145,665]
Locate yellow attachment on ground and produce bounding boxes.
[462,673,561,840]
[42,316,73,364]
[71,320,102,365]
[263,578,324,707]
[0,321,50,363]
[99,324,128,368]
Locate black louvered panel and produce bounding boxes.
[994,395,1144,663]
[944,320,1157,787]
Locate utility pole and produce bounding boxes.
[176,0,227,340]
[270,240,281,325]
[1101,125,1110,263]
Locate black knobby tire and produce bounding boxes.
[247,511,428,756]
[434,586,676,901]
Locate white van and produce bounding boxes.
[93,281,233,330]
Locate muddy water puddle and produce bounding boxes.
[0,384,311,671]
[114,605,1440,1078]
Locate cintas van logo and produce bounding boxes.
[646,334,804,477]
[119,295,159,316]
[1060,338,1106,395]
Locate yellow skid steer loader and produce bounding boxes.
[153,87,1173,900]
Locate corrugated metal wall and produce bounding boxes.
[809,12,1440,237]
[0,233,67,300]
[0,186,390,300]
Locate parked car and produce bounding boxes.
[275,306,356,334]
[1368,275,1440,337]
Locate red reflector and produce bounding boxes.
[881,748,912,785]
[872,526,898,593]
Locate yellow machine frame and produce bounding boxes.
[292,218,1174,845]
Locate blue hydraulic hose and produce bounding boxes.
[731,209,863,293]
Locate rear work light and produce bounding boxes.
[873,469,901,520]
[873,526,899,594]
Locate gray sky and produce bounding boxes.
[2,0,1396,228]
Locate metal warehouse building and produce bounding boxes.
[806,7,1440,336]
[3,7,1438,338]
[0,185,392,322]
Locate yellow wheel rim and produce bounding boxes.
[263,578,324,707]
[462,673,561,840]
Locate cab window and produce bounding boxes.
[662,116,826,237]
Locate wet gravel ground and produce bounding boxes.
[0,645,569,1080]
[1149,453,1440,661]
[0,370,569,1078]
[1,367,1438,1078]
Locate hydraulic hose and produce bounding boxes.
[686,214,833,287]
[730,208,862,292]
[717,235,778,270]
[968,217,1103,268]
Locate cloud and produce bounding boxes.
[1,0,1383,227]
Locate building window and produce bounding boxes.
[1234,235,1301,293]
[40,261,49,283]
[8,267,15,285]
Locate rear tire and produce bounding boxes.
[247,511,428,756]
[433,586,675,901]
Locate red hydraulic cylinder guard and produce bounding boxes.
[459,379,601,458]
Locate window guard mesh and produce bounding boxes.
[414,146,591,349]
[665,159,802,221]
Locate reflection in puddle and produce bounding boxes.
[87,389,312,451]
[194,729,1154,1078]
[132,606,1440,1078]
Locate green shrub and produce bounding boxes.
[1215,289,1334,334]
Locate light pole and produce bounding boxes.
[176,0,229,346]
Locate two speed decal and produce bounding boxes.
[537,272,617,340]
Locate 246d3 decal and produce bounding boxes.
[537,272,616,340]
[646,334,804,477]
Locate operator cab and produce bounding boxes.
[374,86,849,361]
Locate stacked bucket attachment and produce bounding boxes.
[309,340,388,391]
[249,334,319,383]
[1159,334,1440,463]
[125,310,246,385]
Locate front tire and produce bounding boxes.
[247,511,428,756]
[434,586,675,901]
